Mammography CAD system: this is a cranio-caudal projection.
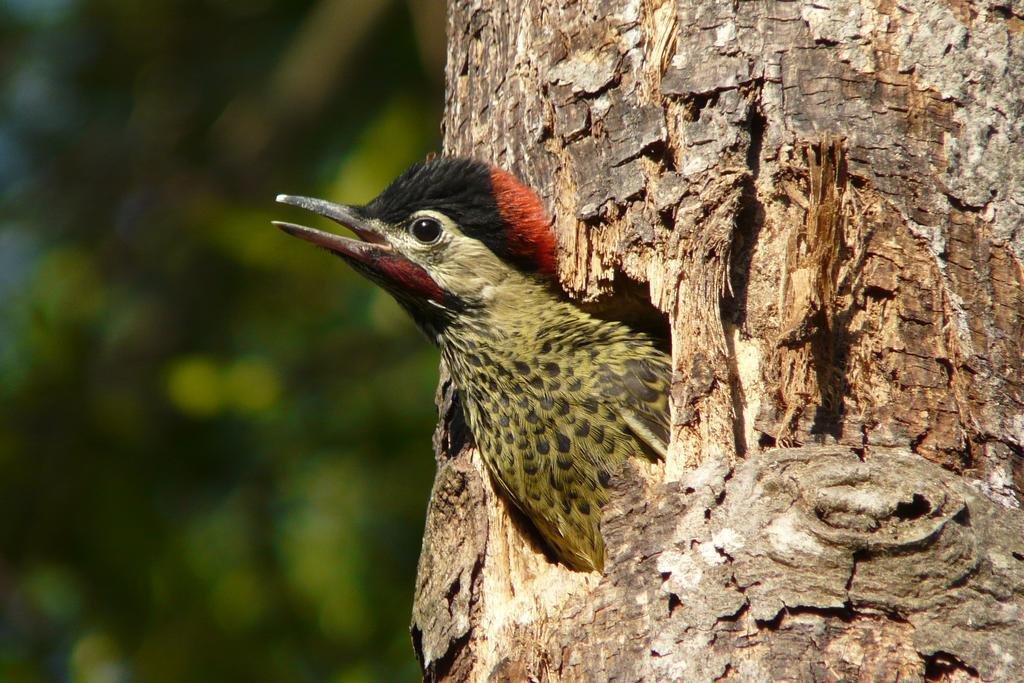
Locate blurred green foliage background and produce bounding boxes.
[0,0,445,680]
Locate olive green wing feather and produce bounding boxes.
[616,355,672,458]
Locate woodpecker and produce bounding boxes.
[274,158,670,571]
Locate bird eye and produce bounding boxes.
[409,217,443,244]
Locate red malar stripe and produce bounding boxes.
[377,254,447,304]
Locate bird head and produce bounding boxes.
[274,158,558,326]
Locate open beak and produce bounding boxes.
[274,194,451,305]
[273,195,391,262]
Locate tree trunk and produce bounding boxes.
[412,0,1024,680]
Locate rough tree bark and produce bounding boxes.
[411,0,1024,680]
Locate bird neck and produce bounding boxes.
[434,273,628,389]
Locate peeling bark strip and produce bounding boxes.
[414,0,1024,680]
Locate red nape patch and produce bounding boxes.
[489,168,558,277]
